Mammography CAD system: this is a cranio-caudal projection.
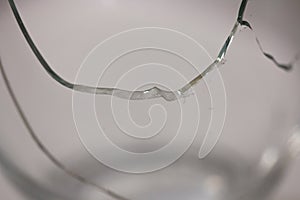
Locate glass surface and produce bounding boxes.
[0,0,300,199]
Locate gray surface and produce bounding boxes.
[0,0,300,199]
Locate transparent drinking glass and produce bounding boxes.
[0,0,300,200]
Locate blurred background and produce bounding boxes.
[0,0,300,199]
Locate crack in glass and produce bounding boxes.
[1,0,297,200]
[7,0,295,102]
